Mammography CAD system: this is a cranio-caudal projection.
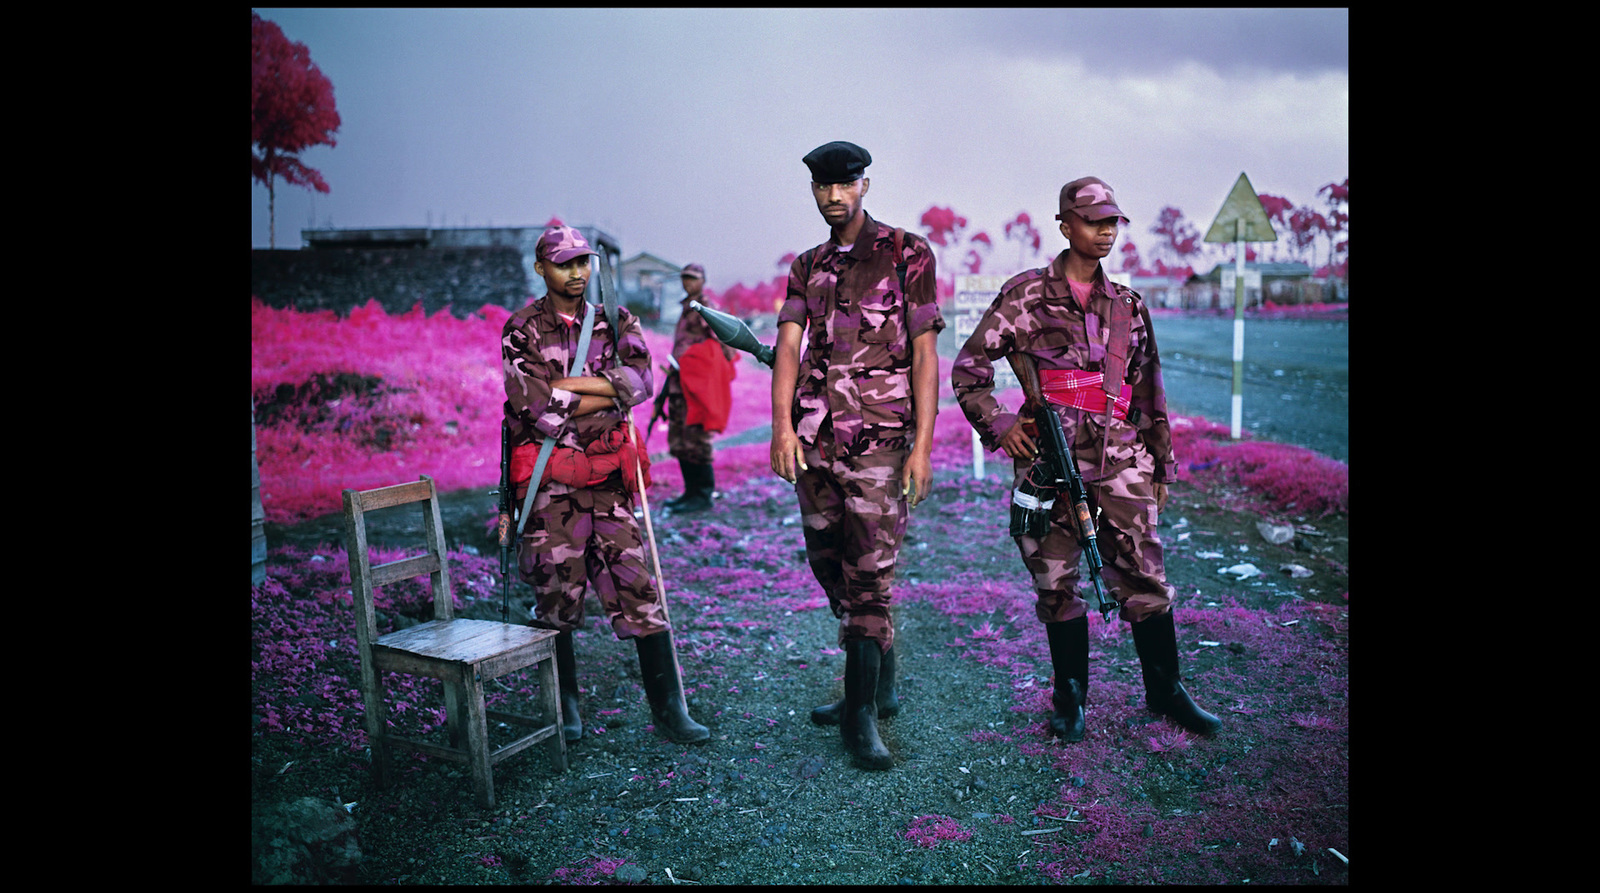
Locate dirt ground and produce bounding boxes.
[254,462,1348,885]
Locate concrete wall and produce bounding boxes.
[251,245,531,318]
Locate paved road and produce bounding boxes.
[1150,313,1348,463]
[727,312,1349,464]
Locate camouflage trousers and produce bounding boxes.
[666,394,714,465]
[1013,448,1174,624]
[794,443,908,652]
[517,480,669,640]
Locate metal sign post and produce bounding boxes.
[1203,173,1278,440]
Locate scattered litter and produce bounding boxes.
[1220,563,1262,579]
[1328,847,1348,865]
[1279,563,1314,578]
[1021,827,1061,836]
[1256,520,1296,544]
[1199,640,1222,647]
[1197,551,1225,560]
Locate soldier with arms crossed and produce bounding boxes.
[503,225,710,746]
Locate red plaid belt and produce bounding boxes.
[1039,368,1131,420]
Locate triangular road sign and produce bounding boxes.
[1204,172,1278,243]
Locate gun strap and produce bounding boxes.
[1098,270,1135,479]
[516,300,596,538]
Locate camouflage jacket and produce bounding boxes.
[502,297,653,451]
[777,211,945,457]
[951,251,1177,483]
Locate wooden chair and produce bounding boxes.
[342,474,566,808]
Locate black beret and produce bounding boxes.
[803,141,871,184]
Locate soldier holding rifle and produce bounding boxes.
[952,177,1221,742]
[770,141,944,770]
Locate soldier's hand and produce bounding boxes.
[998,419,1037,460]
[903,452,933,508]
[1155,482,1168,514]
[771,429,807,484]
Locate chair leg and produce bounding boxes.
[540,651,568,772]
[444,683,465,749]
[459,671,495,809]
[362,674,391,788]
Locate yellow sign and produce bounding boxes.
[1203,172,1278,243]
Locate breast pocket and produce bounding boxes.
[858,285,904,345]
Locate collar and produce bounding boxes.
[827,210,880,260]
[1044,250,1108,308]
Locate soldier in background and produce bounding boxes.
[770,141,944,770]
[503,225,710,746]
[951,177,1222,743]
[660,263,736,514]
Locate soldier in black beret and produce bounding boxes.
[773,141,945,770]
[802,140,872,184]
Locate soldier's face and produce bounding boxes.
[681,275,703,298]
[812,177,868,226]
[537,255,591,300]
[1060,212,1121,260]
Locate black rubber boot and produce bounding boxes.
[840,639,893,770]
[663,461,698,510]
[1045,617,1089,742]
[810,645,898,725]
[635,631,710,743]
[671,463,713,514]
[1130,610,1223,735]
[554,630,583,742]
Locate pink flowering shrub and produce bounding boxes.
[903,814,973,848]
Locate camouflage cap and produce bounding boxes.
[1056,176,1129,223]
[803,141,871,184]
[536,225,600,263]
[679,263,706,280]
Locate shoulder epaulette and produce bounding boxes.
[1000,267,1047,296]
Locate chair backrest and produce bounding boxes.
[342,474,455,661]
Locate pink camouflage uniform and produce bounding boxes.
[779,211,944,651]
[502,294,668,639]
[951,251,1178,624]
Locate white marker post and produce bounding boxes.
[950,275,1012,478]
[1203,173,1279,441]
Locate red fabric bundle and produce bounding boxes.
[678,338,736,433]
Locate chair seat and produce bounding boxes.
[377,619,557,664]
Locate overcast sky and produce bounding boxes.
[251,8,1348,289]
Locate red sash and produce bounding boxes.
[1039,368,1131,420]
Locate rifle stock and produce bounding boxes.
[1006,353,1118,622]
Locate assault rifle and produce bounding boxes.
[1006,353,1119,622]
[647,356,679,441]
[689,301,775,368]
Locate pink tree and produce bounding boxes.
[919,205,970,291]
[964,231,992,274]
[1118,240,1143,274]
[1148,206,1202,272]
[1317,178,1349,278]
[1003,211,1042,272]
[252,12,341,249]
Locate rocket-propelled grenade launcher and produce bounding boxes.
[690,301,776,368]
